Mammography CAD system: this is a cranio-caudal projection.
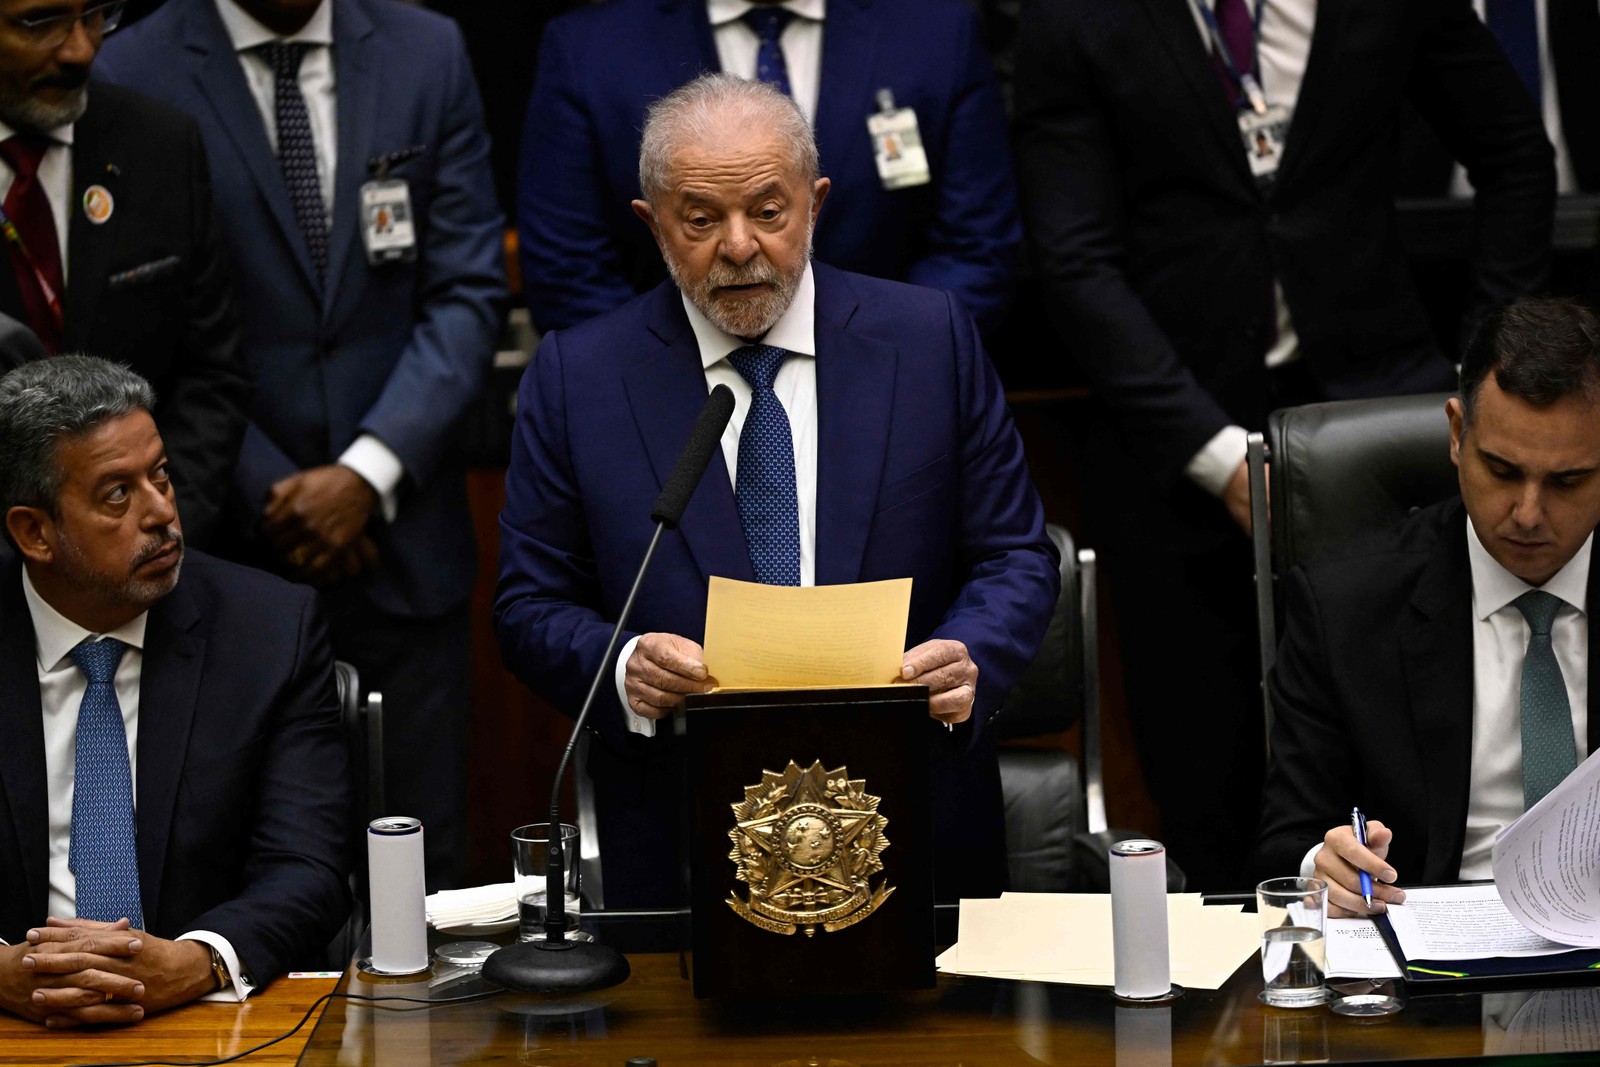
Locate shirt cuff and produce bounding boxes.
[1300,843,1321,880]
[178,930,256,1003]
[615,634,656,738]
[1184,425,1250,498]
[339,434,405,523]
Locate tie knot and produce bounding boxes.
[69,637,127,685]
[727,344,788,391]
[255,40,314,79]
[742,5,795,42]
[1515,589,1564,635]
[0,135,50,180]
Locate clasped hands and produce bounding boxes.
[624,633,978,723]
[263,465,380,585]
[1314,819,1407,918]
[0,917,214,1028]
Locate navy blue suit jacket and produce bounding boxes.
[99,0,507,618]
[0,552,349,984]
[517,0,1020,337]
[494,263,1056,902]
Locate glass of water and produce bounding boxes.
[1257,877,1328,1008]
[511,822,590,943]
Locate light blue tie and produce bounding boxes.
[728,345,800,586]
[68,637,143,928]
[1514,590,1579,808]
[743,6,796,98]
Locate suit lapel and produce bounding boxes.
[1400,513,1475,882]
[324,0,378,320]
[133,579,204,928]
[658,0,720,79]
[1271,0,1349,193]
[625,285,752,584]
[0,564,49,927]
[177,0,321,295]
[62,104,125,350]
[812,266,895,587]
[812,0,877,185]
[1588,544,1599,755]
[1139,0,1253,186]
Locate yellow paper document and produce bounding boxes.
[702,576,912,689]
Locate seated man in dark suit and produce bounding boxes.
[496,73,1057,905]
[0,357,348,1027]
[1256,298,1600,916]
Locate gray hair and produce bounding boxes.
[638,72,820,204]
[0,355,156,518]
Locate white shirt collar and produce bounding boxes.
[681,260,816,371]
[21,566,147,673]
[0,117,75,147]
[1467,516,1593,621]
[217,0,334,51]
[707,0,826,27]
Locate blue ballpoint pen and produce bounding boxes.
[1351,807,1374,911]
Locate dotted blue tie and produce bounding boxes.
[743,6,795,98]
[257,42,328,288]
[728,345,800,585]
[68,637,142,928]
[1514,590,1578,808]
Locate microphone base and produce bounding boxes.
[482,937,631,994]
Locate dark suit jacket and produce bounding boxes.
[1254,498,1600,884]
[0,83,250,549]
[1013,0,1553,489]
[494,263,1058,902]
[99,0,507,619]
[517,0,1020,336]
[0,552,349,983]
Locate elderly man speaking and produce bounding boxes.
[495,73,1057,907]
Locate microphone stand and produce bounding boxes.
[484,384,734,994]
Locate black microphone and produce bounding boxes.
[484,384,736,995]
[652,384,734,528]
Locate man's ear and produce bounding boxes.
[632,199,662,244]
[6,506,54,565]
[1446,396,1465,469]
[810,176,831,226]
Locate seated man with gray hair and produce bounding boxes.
[496,73,1058,905]
[0,357,348,1027]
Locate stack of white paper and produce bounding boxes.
[936,893,1258,990]
[1326,918,1402,979]
[425,882,518,929]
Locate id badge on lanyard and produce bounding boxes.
[1194,0,1293,186]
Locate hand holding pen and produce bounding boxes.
[1313,811,1405,918]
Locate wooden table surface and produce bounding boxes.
[0,973,338,1067]
[294,952,1600,1067]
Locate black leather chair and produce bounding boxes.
[994,524,1184,892]
[329,660,384,965]
[1247,392,1458,747]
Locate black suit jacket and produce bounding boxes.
[1254,498,1600,884]
[0,82,249,549]
[0,552,349,983]
[1014,0,1553,488]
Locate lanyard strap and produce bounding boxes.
[0,200,64,334]
[1193,0,1268,114]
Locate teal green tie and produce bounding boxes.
[1515,590,1579,808]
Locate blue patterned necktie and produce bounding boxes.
[68,637,143,928]
[1514,590,1579,808]
[742,6,795,98]
[728,345,800,585]
[257,41,328,287]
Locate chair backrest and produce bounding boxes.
[992,523,1083,740]
[1250,392,1457,750]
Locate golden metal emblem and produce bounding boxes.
[727,760,893,937]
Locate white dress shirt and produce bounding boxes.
[1183,0,1318,497]
[1451,0,1579,197]
[617,263,820,737]
[1302,521,1591,883]
[17,569,254,1001]
[0,118,72,279]
[707,0,826,125]
[215,0,405,521]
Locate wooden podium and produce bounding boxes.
[682,686,936,998]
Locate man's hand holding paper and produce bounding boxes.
[624,633,715,720]
[901,639,977,724]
